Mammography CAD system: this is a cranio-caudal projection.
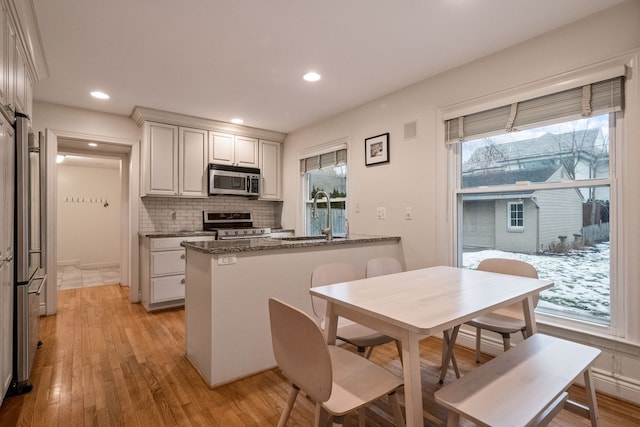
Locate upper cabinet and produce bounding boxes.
[0,1,39,121]
[141,122,208,197]
[209,132,258,168]
[259,139,282,200]
[179,127,208,197]
[132,107,287,199]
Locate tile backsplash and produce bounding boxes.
[140,197,282,233]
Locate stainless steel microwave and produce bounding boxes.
[208,164,260,196]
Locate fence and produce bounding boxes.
[582,222,610,243]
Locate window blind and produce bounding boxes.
[445,75,625,144]
[300,148,347,174]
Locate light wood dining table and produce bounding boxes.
[309,265,553,426]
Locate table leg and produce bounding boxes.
[521,295,537,337]
[324,302,338,345]
[440,326,461,383]
[401,331,423,427]
[584,368,601,427]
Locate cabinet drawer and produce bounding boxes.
[150,250,185,276]
[150,235,217,251]
[150,237,187,251]
[151,275,185,302]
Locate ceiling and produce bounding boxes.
[32,0,624,135]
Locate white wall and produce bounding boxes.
[282,1,640,271]
[32,102,141,141]
[281,1,640,403]
[57,164,121,268]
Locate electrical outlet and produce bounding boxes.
[377,207,386,220]
[405,207,412,220]
[217,255,237,265]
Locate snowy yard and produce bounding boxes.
[463,242,610,322]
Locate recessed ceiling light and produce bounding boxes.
[90,91,110,99]
[231,118,244,125]
[303,71,321,82]
[88,142,98,147]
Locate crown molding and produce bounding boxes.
[131,106,287,143]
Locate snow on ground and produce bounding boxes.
[463,242,610,322]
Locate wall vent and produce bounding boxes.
[404,121,417,139]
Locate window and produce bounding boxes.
[300,146,347,236]
[507,202,524,230]
[447,74,624,326]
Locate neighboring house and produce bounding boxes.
[463,128,609,202]
[461,129,609,253]
[462,166,584,254]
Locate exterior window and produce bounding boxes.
[448,73,623,327]
[300,147,347,236]
[456,114,614,324]
[507,202,524,230]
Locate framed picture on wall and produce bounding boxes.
[365,132,390,166]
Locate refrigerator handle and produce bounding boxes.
[39,131,47,269]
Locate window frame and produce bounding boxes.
[298,138,349,237]
[507,201,524,231]
[444,65,628,341]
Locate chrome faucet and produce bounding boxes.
[312,190,333,241]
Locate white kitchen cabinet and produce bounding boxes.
[209,131,258,168]
[141,122,208,197]
[179,127,208,197]
[0,6,32,121]
[259,139,282,200]
[139,235,216,311]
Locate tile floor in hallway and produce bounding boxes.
[57,265,120,290]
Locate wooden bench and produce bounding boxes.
[434,334,601,427]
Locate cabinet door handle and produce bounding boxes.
[181,254,186,259]
[180,278,186,285]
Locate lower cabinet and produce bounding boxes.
[140,235,216,311]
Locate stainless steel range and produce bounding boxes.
[202,211,271,240]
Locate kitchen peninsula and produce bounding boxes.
[181,234,403,388]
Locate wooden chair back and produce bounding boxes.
[477,258,539,318]
[310,263,358,322]
[366,257,403,278]
[268,298,332,404]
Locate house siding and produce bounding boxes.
[537,188,584,251]
[494,199,539,254]
[462,200,495,249]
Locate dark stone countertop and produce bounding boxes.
[139,231,218,238]
[181,234,401,254]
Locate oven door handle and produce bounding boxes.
[28,274,47,296]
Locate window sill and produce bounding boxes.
[536,314,640,356]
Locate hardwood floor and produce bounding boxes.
[1,284,639,426]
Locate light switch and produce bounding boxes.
[405,207,412,220]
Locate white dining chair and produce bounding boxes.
[467,257,540,362]
[269,298,405,427]
[365,257,403,278]
[311,262,396,359]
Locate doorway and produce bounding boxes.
[56,144,122,290]
[43,130,140,316]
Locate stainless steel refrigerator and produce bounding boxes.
[10,112,46,395]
